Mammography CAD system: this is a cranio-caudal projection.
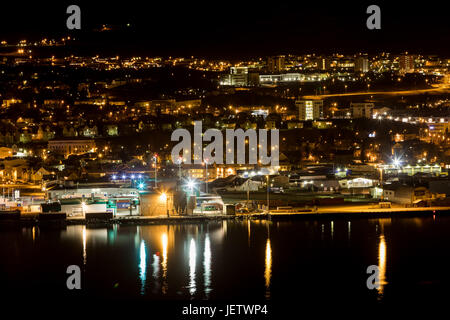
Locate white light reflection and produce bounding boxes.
[162,233,168,294]
[331,221,334,240]
[139,240,147,295]
[189,238,197,296]
[152,253,160,280]
[204,234,211,298]
[264,238,272,299]
[348,221,351,241]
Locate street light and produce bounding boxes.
[159,192,169,217]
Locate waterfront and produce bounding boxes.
[3,216,450,313]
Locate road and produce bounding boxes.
[302,83,450,99]
[268,204,450,215]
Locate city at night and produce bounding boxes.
[1,1,450,318]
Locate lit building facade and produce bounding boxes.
[296,99,323,121]
[354,56,369,73]
[48,139,96,158]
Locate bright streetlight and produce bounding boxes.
[159,192,169,217]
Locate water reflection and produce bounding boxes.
[331,221,334,240]
[348,221,351,242]
[139,240,147,295]
[8,219,436,304]
[189,238,197,296]
[377,234,387,298]
[247,220,251,247]
[82,226,87,266]
[264,238,272,299]
[161,233,168,294]
[204,234,211,298]
[152,254,160,279]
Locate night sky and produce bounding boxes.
[1,1,450,58]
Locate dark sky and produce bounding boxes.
[1,1,449,58]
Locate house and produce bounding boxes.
[383,184,431,204]
[31,167,52,182]
[226,178,263,192]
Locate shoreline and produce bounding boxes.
[2,206,450,227]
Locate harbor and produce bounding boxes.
[3,203,450,227]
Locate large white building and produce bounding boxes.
[259,73,328,84]
[296,99,323,121]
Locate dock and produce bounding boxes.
[2,204,450,227]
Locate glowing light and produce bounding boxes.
[162,233,168,294]
[378,234,387,297]
[189,238,197,296]
[187,180,195,189]
[159,193,167,202]
[82,226,87,266]
[393,157,402,167]
[139,240,147,295]
[264,238,272,299]
[204,234,211,298]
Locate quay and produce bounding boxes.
[2,204,450,226]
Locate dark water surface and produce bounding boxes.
[2,217,450,315]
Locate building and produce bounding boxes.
[320,58,330,71]
[259,73,328,84]
[220,67,248,86]
[267,55,285,73]
[220,67,260,86]
[399,54,415,73]
[354,56,369,73]
[383,184,431,204]
[47,185,141,216]
[48,139,96,158]
[351,103,374,118]
[296,99,323,121]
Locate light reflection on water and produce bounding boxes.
[139,240,146,295]
[188,238,196,297]
[9,218,430,302]
[204,234,211,298]
[377,234,387,298]
[82,226,87,266]
[264,238,272,299]
[161,233,168,294]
